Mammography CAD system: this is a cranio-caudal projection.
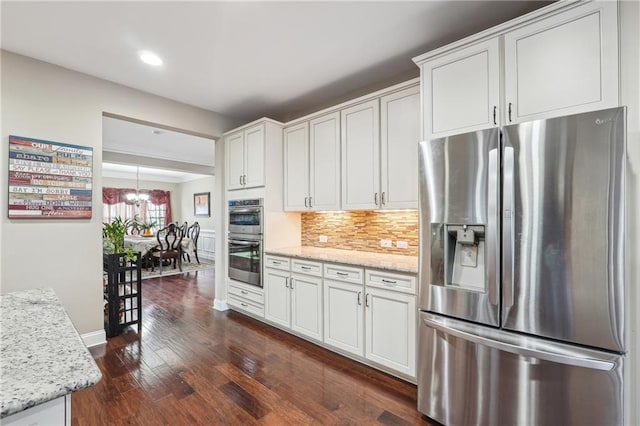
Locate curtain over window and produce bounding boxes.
[102,187,172,227]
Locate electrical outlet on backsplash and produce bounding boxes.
[301,210,419,256]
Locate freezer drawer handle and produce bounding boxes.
[422,317,615,371]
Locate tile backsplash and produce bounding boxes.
[301,210,419,256]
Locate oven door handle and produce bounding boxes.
[229,240,259,246]
[229,208,261,214]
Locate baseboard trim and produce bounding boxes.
[81,330,106,347]
[213,298,229,311]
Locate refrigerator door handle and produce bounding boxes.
[487,147,500,305]
[503,145,515,308]
[422,317,615,371]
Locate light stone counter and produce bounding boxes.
[265,246,418,274]
[0,288,102,418]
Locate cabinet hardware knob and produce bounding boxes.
[301,266,311,270]
[309,197,312,208]
[240,290,248,294]
[241,303,248,307]
[336,271,348,276]
[304,197,308,208]
[374,192,379,206]
[290,278,294,289]
[365,293,370,307]
[493,106,497,125]
[508,103,513,122]
[381,192,386,205]
[357,291,362,305]
[285,277,289,288]
[381,279,397,285]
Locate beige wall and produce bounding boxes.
[178,176,216,230]
[0,50,237,335]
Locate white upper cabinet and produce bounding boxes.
[421,38,500,139]
[341,99,380,210]
[283,112,340,211]
[415,1,619,136]
[380,85,420,209]
[226,131,245,190]
[283,122,309,211]
[225,122,266,190]
[503,1,618,123]
[309,112,341,211]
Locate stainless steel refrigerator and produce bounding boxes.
[417,107,626,425]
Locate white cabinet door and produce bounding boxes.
[341,99,380,210]
[309,112,341,211]
[504,1,618,124]
[323,279,364,356]
[226,131,245,190]
[290,273,323,342]
[380,85,420,209]
[284,122,309,211]
[244,124,265,189]
[365,287,416,378]
[264,268,290,328]
[422,38,500,139]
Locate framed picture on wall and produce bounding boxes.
[194,192,210,217]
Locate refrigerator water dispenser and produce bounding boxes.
[430,223,486,292]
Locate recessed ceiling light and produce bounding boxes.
[138,50,163,66]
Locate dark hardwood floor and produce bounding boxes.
[72,269,434,425]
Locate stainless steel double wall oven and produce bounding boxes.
[228,199,263,287]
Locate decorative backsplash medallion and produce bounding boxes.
[301,210,419,256]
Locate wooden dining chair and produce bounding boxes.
[151,223,184,274]
[183,221,200,264]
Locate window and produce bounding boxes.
[102,188,172,229]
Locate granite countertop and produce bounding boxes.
[265,246,418,274]
[0,288,102,418]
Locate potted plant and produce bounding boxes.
[138,220,157,237]
[102,216,136,260]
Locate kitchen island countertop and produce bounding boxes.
[0,288,102,418]
[265,246,418,274]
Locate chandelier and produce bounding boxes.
[125,167,149,206]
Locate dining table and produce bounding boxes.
[124,235,195,259]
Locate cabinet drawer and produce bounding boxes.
[228,283,264,305]
[228,294,265,317]
[366,270,416,295]
[324,263,364,284]
[291,258,323,277]
[265,255,290,270]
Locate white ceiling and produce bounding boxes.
[103,116,215,167]
[0,1,551,123]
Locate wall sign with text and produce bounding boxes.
[8,135,93,218]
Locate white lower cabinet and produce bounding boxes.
[365,287,416,377]
[2,395,69,426]
[264,256,323,342]
[290,273,323,341]
[228,281,265,318]
[260,254,417,380]
[323,279,364,356]
[264,268,291,328]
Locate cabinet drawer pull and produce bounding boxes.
[493,106,497,125]
[272,260,281,265]
[508,102,513,122]
[309,197,313,208]
[285,277,289,288]
[336,272,348,276]
[357,291,362,306]
[365,293,370,307]
[290,278,294,289]
[240,290,248,294]
[304,197,308,208]
[241,303,248,307]
[374,192,379,206]
[381,279,397,285]
[381,192,386,205]
[300,266,311,270]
